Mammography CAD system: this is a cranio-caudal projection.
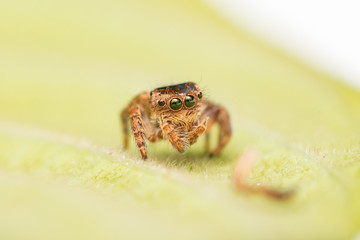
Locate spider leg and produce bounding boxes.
[204,133,210,153]
[200,101,231,157]
[120,107,129,149]
[162,124,186,153]
[188,118,208,145]
[129,104,148,160]
[141,114,159,143]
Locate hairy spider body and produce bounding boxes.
[121,82,231,160]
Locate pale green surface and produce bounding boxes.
[0,0,360,239]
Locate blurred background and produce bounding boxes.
[1,0,360,239]
[208,0,360,89]
[1,0,359,145]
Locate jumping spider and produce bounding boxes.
[121,82,231,159]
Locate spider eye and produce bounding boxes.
[198,92,203,99]
[184,95,195,107]
[170,98,182,110]
[158,100,165,107]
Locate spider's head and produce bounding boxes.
[150,82,203,120]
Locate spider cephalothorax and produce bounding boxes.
[121,82,231,160]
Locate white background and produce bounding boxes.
[206,0,360,89]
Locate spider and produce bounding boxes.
[120,82,231,160]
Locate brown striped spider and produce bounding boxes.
[121,82,231,160]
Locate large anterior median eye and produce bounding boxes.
[184,95,195,107]
[170,98,182,110]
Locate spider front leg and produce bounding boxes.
[161,123,186,153]
[188,118,208,145]
[128,104,148,160]
[201,102,232,157]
